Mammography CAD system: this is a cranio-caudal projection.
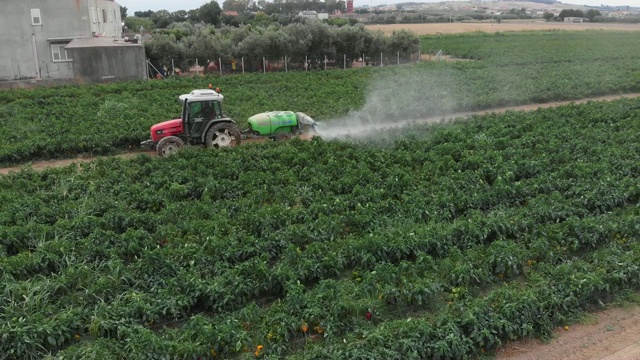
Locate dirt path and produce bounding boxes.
[1,93,639,175]
[495,302,640,360]
[0,151,154,175]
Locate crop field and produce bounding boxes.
[367,21,640,35]
[1,30,640,166]
[1,97,639,359]
[1,30,640,359]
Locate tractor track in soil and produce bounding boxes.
[1,93,639,175]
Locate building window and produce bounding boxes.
[31,9,42,25]
[51,44,72,62]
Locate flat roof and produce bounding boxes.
[66,37,142,49]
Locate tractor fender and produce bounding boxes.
[200,119,238,143]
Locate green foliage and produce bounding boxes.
[134,10,154,18]
[124,16,154,32]
[586,9,602,21]
[1,97,639,358]
[223,0,250,13]
[150,9,172,29]
[197,0,222,26]
[558,9,585,19]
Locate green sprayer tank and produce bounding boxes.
[247,111,303,136]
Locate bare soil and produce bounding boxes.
[1,93,639,175]
[366,21,640,36]
[495,302,640,360]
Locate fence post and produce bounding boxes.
[397,52,400,65]
[285,55,288,73]
[263,57,266,74]
[418,49,421,63]
[196,58,199,75]
[305,55,308,71]
[362,53,364,66]
[242,57,245,74]
[147,60,166,79]
[344,54,346,69]
[171,59,175,77]
[324,55,327,71]
[380,53,382,67]
[219,57,222,75]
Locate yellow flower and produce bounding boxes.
[301,323,308,333]
[314,325,324,334]
[210,349,217,357]
[267,332,274,339]
[73,334,81,340]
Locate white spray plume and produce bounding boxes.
[315,66,468,141]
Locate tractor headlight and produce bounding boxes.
[155,130,164,135]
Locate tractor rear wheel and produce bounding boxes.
[205,123,242,149]
[156,136,185,156]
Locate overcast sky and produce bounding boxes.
[118,0,638,14]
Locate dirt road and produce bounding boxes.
[2,93,639,175]
[496,302,640,360]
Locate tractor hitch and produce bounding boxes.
[140,139,155,150]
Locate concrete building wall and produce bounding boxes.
[0,0,122,81]
[88,0,123,37]
[68,46,146,82]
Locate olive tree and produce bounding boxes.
[282,23,313,65]
[387,29,420,61]
[333,24,368,68]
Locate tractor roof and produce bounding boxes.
[178,89,224,103]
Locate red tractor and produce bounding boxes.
[141,87,242,156]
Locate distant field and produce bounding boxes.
[367,20,640,35]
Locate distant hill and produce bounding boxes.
[527,0,557,4]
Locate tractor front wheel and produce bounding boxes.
[156,136,185,156]
[205,123,242,149]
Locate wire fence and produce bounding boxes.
[147,50,445,79]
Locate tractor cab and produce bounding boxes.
[179,88,225,141]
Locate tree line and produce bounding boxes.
[144,21,420,72]
[122,0,348,32]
